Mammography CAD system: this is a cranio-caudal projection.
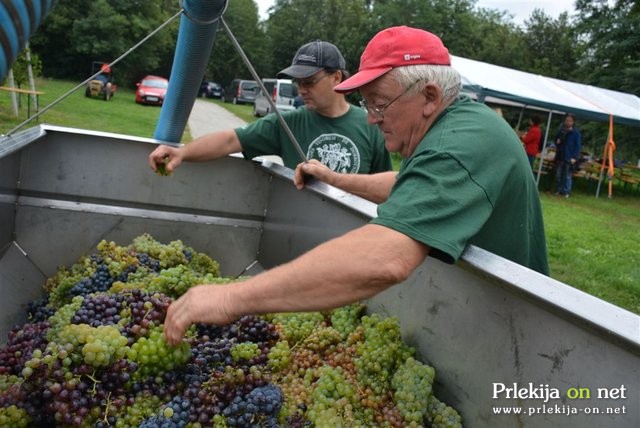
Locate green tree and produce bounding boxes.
[522,10,582,79]
[574,0,639,94]
[264,0,371,76]
[204,0,268,87]
[454,7,527,68]
[30,0,179,87]
[573,0,640,162]
[6,49,43,88]
[362,1,527,69]
[365,0,477,44]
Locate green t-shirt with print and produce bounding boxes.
[371,96,549,274]
[235,105,391,173]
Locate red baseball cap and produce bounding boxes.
[334,26,450,93]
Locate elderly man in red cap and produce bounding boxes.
[163,26,548,345]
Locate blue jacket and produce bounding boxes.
[555,127,581,162]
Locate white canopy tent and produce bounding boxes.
[451,55,640,196]
[451,55,640,127]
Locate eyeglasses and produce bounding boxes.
[360,80,420,118]
[293,72,330,88]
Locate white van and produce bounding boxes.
[253,78,298,117]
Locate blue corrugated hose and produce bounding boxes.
[154,0,228,143]
[0,0,55,82]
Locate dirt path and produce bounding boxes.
[187,98,246,139]
[187,98,283,165]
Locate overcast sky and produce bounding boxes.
[254,0,580,25]
[473,0,578,24]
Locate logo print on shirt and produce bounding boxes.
[307,133,361,174]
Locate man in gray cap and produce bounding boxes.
[149,40,391,175]
[277,39,346,79]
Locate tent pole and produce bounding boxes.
[515,106,525,132]
[595,170,603,198]
[536,111,554,187]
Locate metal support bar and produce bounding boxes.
[535,111,554,187]
[219,17,308,163]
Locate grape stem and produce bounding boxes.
[101,391,113,424]
[84,370,101,395]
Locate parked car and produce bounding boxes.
[253,78,298,117]
[199,80,224,99]
[135,75,169,106]
[224,79,258,105]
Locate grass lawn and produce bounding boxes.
[540,186,639,314]
[2,78,639,314]
[1,78,190,141]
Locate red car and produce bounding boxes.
[135,75,169,105]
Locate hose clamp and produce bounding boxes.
[179,0,228,25]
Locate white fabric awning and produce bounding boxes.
[451,55,640,127]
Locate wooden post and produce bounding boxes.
[6,70,19,117]
[25,43,38,112]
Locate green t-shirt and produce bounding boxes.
[371,96,549,275]
[235,105,392,173]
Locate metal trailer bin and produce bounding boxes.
[1,124,638,428]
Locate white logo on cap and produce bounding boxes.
[404,54,422,61]
[297,54,317,64]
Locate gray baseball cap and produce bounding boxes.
[277,40,346,79]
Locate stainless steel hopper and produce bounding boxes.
[1,124,638,427]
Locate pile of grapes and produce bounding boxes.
[0,234,462,427]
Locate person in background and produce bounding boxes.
[148,40,391,175]
[554,113,582,197]
[520,114,542,170]
[95,64,112,86]
[162,26,548,345]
